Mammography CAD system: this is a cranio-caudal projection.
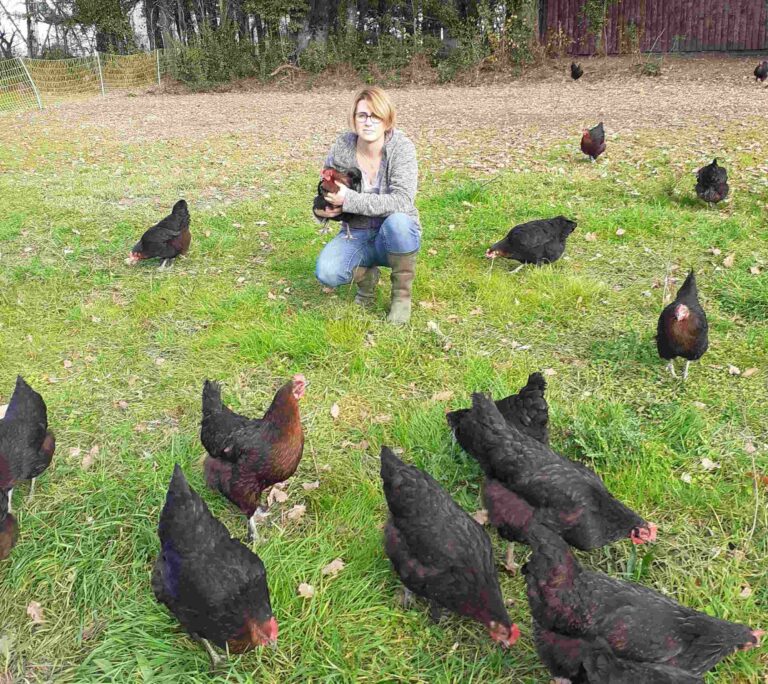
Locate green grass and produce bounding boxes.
[0,103,767,684]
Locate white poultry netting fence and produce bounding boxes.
[0,50,175,112]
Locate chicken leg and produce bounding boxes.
[399,587,414,609]
[27,478,36,501]
[666,361,677,378]
[196,635,227,671]
[682,361,690,381]
[503,543,518,574]
[6,488,12,514]
[247,506,270,543]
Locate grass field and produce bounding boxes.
[0,56,767,683]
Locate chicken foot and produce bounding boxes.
[682,360,690,381]
[158,258,174,270]
[247,506,271,543]
[6,488,12,514]
[507,264,525,275]
[428,601,445,624]
[666,361,677,378]
[503,543,519,574]
[194,634,227,671]
[27,478,36,501]
[399,587,414,609]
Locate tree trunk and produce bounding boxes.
[25,0,36,56]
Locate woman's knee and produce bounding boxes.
[381,213,421,254]
[315,258,352,287]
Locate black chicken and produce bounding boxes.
[449,392,657,551]
[0,376,55,511]
[128,199,191,269]
[524,522,762,682]
[312,167,362,224]
[754,60,768,82]
[486,216,577,272]
[581,122,605,161]
[152,465,278,670]
[0,488,18,561]
[695,159,729,205]
[447,372,549,446]
[571,62,583,80]
[656,270,708,380]
[380,446,519,648]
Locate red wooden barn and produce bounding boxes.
[540,0,768,54]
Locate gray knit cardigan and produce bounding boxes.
[320,128,421,231]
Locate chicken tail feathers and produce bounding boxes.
[202,380,223,417]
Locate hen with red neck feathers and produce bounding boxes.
[201,375,306,538]
[656,270,708,380]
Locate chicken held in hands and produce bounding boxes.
[313,167,362,220]
[0,376,56,510]
[380,446,519,648]
[580,122,605,161]
[695,159,729,205]
[0,489,18,561]
[450,392,657,551]
[152,465,278,670]
[570,62,583,80]
[486,216,577,273]
[201,375,306,540]
[656,270,708,380]
[524,522,762,682]
[128,199,191,269]
[447,371,550,446]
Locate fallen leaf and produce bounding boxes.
[745,443,757,454]
[204,230,211,238]
[69,447,82,459]
[584,232,598,242]
[742,368,759,378]
[727,364,741,376]
[302,480,320,491]
[287,504,306,520]
[267,291,277,300]
[681,473,693,484]
[372,414,392,424]
[297,583,315,598]
[701,458,720,471]
[117,400,129,410]
[469,307,483,316]
[321,287,334,294]
[543,368,557,376]
[322,558,345,577]
[431,390,454,402]
[472,509,489,525]
[749,265,761,275]
[615,228,626,236]
[330,403,340,419]
[418,300,435,310]
[154,357,165,366]
[693,401,707,409]
[722,254,735,268]
[267,487,289,505]
[236,276,246,284]
[63,359,73,369]
[739,584,752,599]
[26,601,45,624]
[707,247,722,256]
[82,445,98,470]
[427,248,438,255]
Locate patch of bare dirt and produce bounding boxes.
[2,53,767,179]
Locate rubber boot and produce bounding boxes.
[386,252,417,325]
[352,266,379,307]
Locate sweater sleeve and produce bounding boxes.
[341,137,418,218]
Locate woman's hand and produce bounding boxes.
[314,205,343,219]
[324,184,348,207]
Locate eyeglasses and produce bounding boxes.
[355,112,382,124]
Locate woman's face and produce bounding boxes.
[354,99,386,143]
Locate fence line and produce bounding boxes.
[0,49,176,113]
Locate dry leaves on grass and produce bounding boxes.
[742,368,759,378]
[297,583,315,599]
[321,559,345,578]
[286,504,306,521]
[27,601,45,624]
[723,254,735,268]
[302,480,320,491]
[472,509,489,525]
[81,445,99,470]
[431,390,454,402]
[267,484,289,506]
[330,403,340,420]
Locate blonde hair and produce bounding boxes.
[349,87,396,132]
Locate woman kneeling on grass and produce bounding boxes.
[314,86,421,325]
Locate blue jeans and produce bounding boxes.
[315,213,421,287]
